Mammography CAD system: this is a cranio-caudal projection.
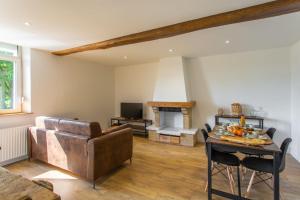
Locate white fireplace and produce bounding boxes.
[147,102,197,146]
[146,57,198,146]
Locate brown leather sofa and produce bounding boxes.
[28,116,133,188]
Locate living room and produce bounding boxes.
[1,1,300,200]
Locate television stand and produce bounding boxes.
[110,117,152,137]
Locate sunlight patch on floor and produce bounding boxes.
[32,170,77,180]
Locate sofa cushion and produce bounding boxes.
[58,120,102,138]
[35,116,59,130]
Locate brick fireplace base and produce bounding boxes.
[148,128,198,147]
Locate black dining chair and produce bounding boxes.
[240,127,277,181]
[241,138,292,197]
[241,127,277,156]
[202,129,241,196]
[205,123,212,133]
[266,127,276,139]
[205,123,236,154]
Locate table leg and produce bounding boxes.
[237,166,241,198]
[208,142,212,200]
[273,152,280,200]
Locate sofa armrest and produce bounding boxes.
[87,128,133,181]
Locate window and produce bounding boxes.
[0,42,22,114]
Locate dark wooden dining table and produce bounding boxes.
[206,130,282,200]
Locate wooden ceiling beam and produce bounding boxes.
[52,0,300,56]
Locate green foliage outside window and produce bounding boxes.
[0,60,14,109]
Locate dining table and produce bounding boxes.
[206,127,282,200]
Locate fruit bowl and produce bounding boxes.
[227,125,244,137]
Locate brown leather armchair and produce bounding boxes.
[28,117,133,188]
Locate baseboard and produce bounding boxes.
[0,155,29,167]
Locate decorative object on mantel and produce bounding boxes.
[217,108,224,115]
[231,103,242,116]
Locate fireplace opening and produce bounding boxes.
[160,111,183,129]
[159,107,181,112]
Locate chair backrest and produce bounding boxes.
[201,129,209,155]
[266,127,276,139]
[205,123,212,133]
[279,138,292,172]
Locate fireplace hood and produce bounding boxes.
[152,57,191,102]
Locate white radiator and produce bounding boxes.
[0,125,30,166]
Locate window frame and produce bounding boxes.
[0,45,22,114]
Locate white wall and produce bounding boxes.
[187,48,291,145]
[30,49,114,128]
[114,62,159,119]
[291,40,300,162]
[0,49,115,129]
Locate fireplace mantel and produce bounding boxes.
[147,101,195,108]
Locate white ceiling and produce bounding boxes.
[1,0,300,66]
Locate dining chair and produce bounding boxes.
[202,129,241,196]
[240,127,277,181]
[266,127,276,139]
[241,127,277,156]
[241,138,292,198]
[205,123,212,133]
[205,124,237,154]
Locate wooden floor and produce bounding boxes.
[5,137,300,200]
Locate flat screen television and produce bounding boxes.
[121,103,143,119]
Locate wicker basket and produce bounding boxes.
[217,108,224,115]
[231,103,242,116]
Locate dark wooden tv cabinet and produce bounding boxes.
[111,117,152,137]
